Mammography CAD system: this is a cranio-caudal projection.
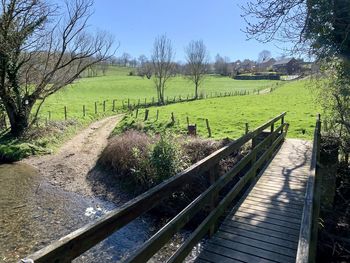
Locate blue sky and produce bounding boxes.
[89,0,288,62]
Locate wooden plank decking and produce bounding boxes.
[196,139,312,263]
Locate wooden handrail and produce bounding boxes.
[168,131,285,263]
[296,114,321,263]
[22,112,287,263]
[126,124,287,263]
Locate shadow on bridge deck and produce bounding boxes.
[196,139,312,263]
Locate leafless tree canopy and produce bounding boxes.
[151,35,175,104]
[243,0,350,159]
[258,50,272,63]
[214,54,231,76]
[185,40,209,99]
[242,0,308,53]
[0,0,114,136]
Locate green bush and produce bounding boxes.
[150,135,188,182]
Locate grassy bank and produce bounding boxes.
[35,66,280,121]
[115,79,319,140]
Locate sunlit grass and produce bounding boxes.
[116,80,319,140]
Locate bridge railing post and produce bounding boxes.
[209,164,220,237]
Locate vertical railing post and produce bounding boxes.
[269,122,275,158]
[251,148,257,178]
[209,164,219,237]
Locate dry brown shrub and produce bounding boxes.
[182,137,224,163]
[98,130,153,178]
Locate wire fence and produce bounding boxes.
[0,85,281,132]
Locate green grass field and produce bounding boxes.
[36,67,280,121]
[116,80,319,140]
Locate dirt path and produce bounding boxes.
[24,115,122,196]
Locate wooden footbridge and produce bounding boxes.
[22,112,321,263]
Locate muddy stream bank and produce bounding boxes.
[0,116,201,262]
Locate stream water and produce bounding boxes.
[0,164,202,263]
[0,163,157,263]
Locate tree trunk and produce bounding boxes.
[194,82,199,99]
[6,106,31,137]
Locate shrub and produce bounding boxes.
[98,130,152,177]
[182,137,224,164]
[150,134,188,182]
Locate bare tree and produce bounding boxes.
[214,54,231,76]
[137,55,153,79]
[151,35,175,104]
[138,55,148,66]
[241,0,307,48]
[242,0,350,159]
[0,0,114,136]
[185,40,209,99]
[120,52,131,67]
[98,61,109,75]
[258,50,272,63]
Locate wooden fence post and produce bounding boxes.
[245,123,249,134]
[64,106,67,120]
[171,112,175,123]
[83,105,86,117]
[95,102,97,114]
[144,109,149,121]
[206,119,212,137]
[103,100,106,112]
[156,110,159,121]
[186,116,189,126]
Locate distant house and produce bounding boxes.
[272,58,300,74]
[258,58,276,71]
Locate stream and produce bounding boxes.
[0,163,157,262]
[0,164,202,263]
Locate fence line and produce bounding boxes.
[0,85,281,131]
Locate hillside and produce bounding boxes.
[116,80,319,140]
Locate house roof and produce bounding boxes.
[273,58,295,66]
[259,58,276,66]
